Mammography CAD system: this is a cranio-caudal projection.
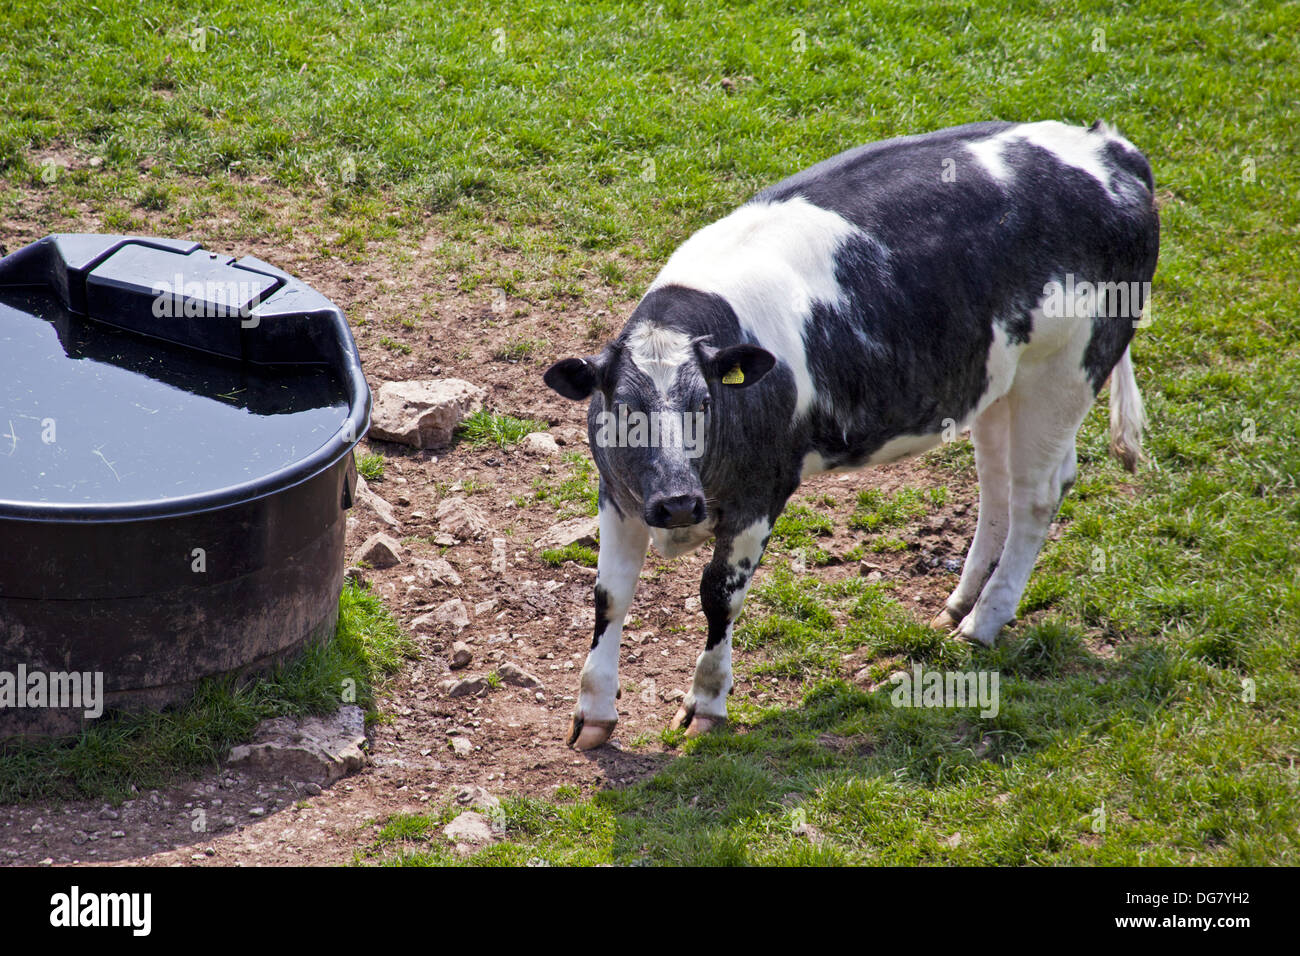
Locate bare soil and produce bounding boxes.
[0,177,983,867]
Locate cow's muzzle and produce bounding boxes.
[645,493,707,529]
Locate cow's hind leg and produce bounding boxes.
[569,496,649,749]
[956,362,1095,645]
[671,517,770,737]
[933,397,1011,629]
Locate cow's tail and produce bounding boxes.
[1108,346,1146,472]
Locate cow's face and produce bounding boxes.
[544,325,775,528]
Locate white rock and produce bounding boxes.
[520,432,560,457]
[356,532,403,569]
[434,598,470,631]
[368,379,486,449]
[354,474,400,529]
[225,705,367,785]
[435,496,491,540]
[442,811,496,845]
[410,556,463,587]
[534,516,599,551]
[450,641,473,669]
[497,662,544,690]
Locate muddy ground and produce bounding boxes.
[1,183,987,867]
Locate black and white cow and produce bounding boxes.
[544,120,1158,749]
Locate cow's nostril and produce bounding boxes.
[648,494,705,528]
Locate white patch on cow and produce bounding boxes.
[686,638,733,718]
[976,321,1023,413]
[577,503,649,723]
[625,323,693,397]
[800,450,829,478]
[966,121,1136,195]
[864,431,946,465]
[966,135,1014,183]
[649,518,715,559]
[729,518,768,565]
[647,196,866,418]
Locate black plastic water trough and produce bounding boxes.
[0,234,370,737]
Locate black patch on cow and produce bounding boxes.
[592,585,611,650]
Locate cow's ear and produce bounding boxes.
[700,343,776,389]
[544,352,611,401]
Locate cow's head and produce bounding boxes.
[544,324,774,528]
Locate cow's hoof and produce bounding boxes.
[955,612,1010,647]
[930,607,963,630]
[670,704,725,738]
[566,715,617,750]
[684,714,725,738]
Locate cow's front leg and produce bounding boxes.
[568,498,649,750]
[671,518,770,737]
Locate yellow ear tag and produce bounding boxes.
[722,364,745,385]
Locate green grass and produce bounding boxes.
[356,452,385,481]
[541,543,599,567]
[4,0,1299,865]
[848,487,947,533]
[0,581,414,803]
[531,453,600,517]
[769,503,835,567]
[492,337,548,362]
[454,410,547,449]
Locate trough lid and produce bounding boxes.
[0,235,368,515]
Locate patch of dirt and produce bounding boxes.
[0,174,983,867]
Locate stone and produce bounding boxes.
[442,811,496,845]
[450,641,473,669]
[354,474,400,529]
[410,556,462,587]
[441,677,488,698]
[534,516,600,551]
[455,785,500,809]
[225,705,367,785]
[368,379,486,449]
[435,496,491,540]
[520,432,561,457]
[356,532,403,569]
[449,736,473,756]
[497,662,544,690]
[434,598,470,631]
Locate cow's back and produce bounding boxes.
[650,120,1157,470]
